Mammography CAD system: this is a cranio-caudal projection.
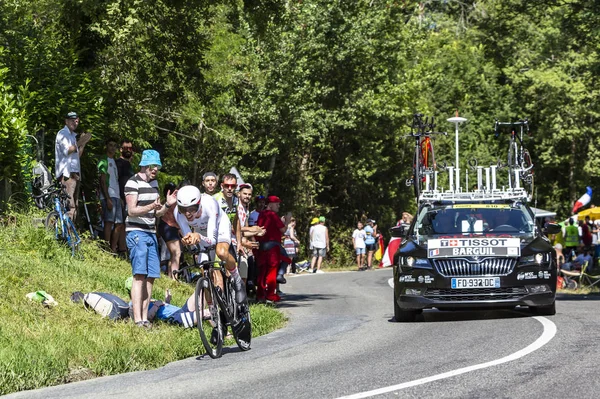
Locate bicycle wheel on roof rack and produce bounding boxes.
[413,147,421,201]
[521,149,534,196]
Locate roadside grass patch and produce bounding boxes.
[0,212,286,395]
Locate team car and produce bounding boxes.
[393,193,561,322]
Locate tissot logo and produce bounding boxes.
[440,239,459,247]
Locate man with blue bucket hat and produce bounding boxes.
[124,149,177,328]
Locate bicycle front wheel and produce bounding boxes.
[195,277,224,358]
[45,211,63,240]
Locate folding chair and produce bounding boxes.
[579,262,600,289]
[559,261,589,290]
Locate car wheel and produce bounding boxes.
[394,294,419,322]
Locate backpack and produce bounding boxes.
[83,292,130,320]
[32,161,55,209]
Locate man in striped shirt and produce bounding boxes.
[124,149,177,328]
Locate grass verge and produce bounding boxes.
[0,212,286,395]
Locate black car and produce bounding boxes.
[393,199,561,322]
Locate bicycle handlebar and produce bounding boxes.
[494,119,529,137]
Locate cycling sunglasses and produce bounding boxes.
[178,204,199,214]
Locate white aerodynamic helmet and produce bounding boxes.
[176,185,201,207]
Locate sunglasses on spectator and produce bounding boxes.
[148,164,161,170]
[178,205,199,214]
[222,184,236,189]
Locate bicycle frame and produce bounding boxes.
[405,113,447,200]
[494,119,534,191]
[47,183,81,257]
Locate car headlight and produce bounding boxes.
[403,257,431,269]
[519,253,550,265]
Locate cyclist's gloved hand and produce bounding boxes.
[182,232,201,246]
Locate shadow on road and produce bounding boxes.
[274,292,338,308]
[387,307,536,324]
[556,293,600,301]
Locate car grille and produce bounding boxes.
[424,287,527,301]
[433,258,517,277]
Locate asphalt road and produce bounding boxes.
[9,268,600,399]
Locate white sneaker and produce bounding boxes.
[316,269,325,274]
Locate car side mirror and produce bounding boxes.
[390,225,406,238]
[543,222,561,235]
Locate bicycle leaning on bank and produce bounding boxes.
[174,245,251,359]
[38,180,81,257]
[494,118,534,194]
[404,113,447,200]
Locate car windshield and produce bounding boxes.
[415,203,535,241]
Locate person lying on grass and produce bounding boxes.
[125,277,209,328]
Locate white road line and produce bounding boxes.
[345,278,558,399]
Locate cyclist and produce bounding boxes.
[174,185,247,305]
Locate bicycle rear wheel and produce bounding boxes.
[226,278,252,351]
[195,277,224,358]
[45,211,63,240]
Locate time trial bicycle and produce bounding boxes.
[174,245,251,358]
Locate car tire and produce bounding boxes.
[530,302,556,316]
[394,294,419,322]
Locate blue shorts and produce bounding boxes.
[356,247,365,255]
[127,230,160,278]
[101,197,124,223]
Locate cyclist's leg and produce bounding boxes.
[216,216,246,303]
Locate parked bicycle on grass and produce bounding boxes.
[35,180,81,257]
[174,245,252,359]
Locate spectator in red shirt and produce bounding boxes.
[256,195,288,303]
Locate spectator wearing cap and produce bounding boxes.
[308,217,319,253]
[364,219,377,269]
[201,172,218,195]
[54,111,92,221]
[255,195,289,302]
[124,149,177,327]
[309,216,329,273]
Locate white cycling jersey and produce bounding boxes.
[174,193,232,247]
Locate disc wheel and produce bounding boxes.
[195,277,224,358]
[227,278,251,351]
[45,211,63,240]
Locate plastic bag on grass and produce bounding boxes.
[26,290,58,307]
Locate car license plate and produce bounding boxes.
[451,277,500,289]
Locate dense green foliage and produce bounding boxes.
[1,0,599,233]
[0,214,285,394]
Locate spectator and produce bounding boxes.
[283,217,301,273]
[54,111,91,222]
[158,182,181,280]
[364,219,377,269]
[352,221,366,271]
[308,217,319,252]
[554,243,564,269]
[124,149,176,327]
[201,172,218,195]
[236,183,265,286]
[561,246,593,272]
[580,219,593,251]
[256,195,287,303]
[564,218,579,261]
[97,137,124,253]
[309,216,329,274]
[116,138,134,254]
[249,195,266,227]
